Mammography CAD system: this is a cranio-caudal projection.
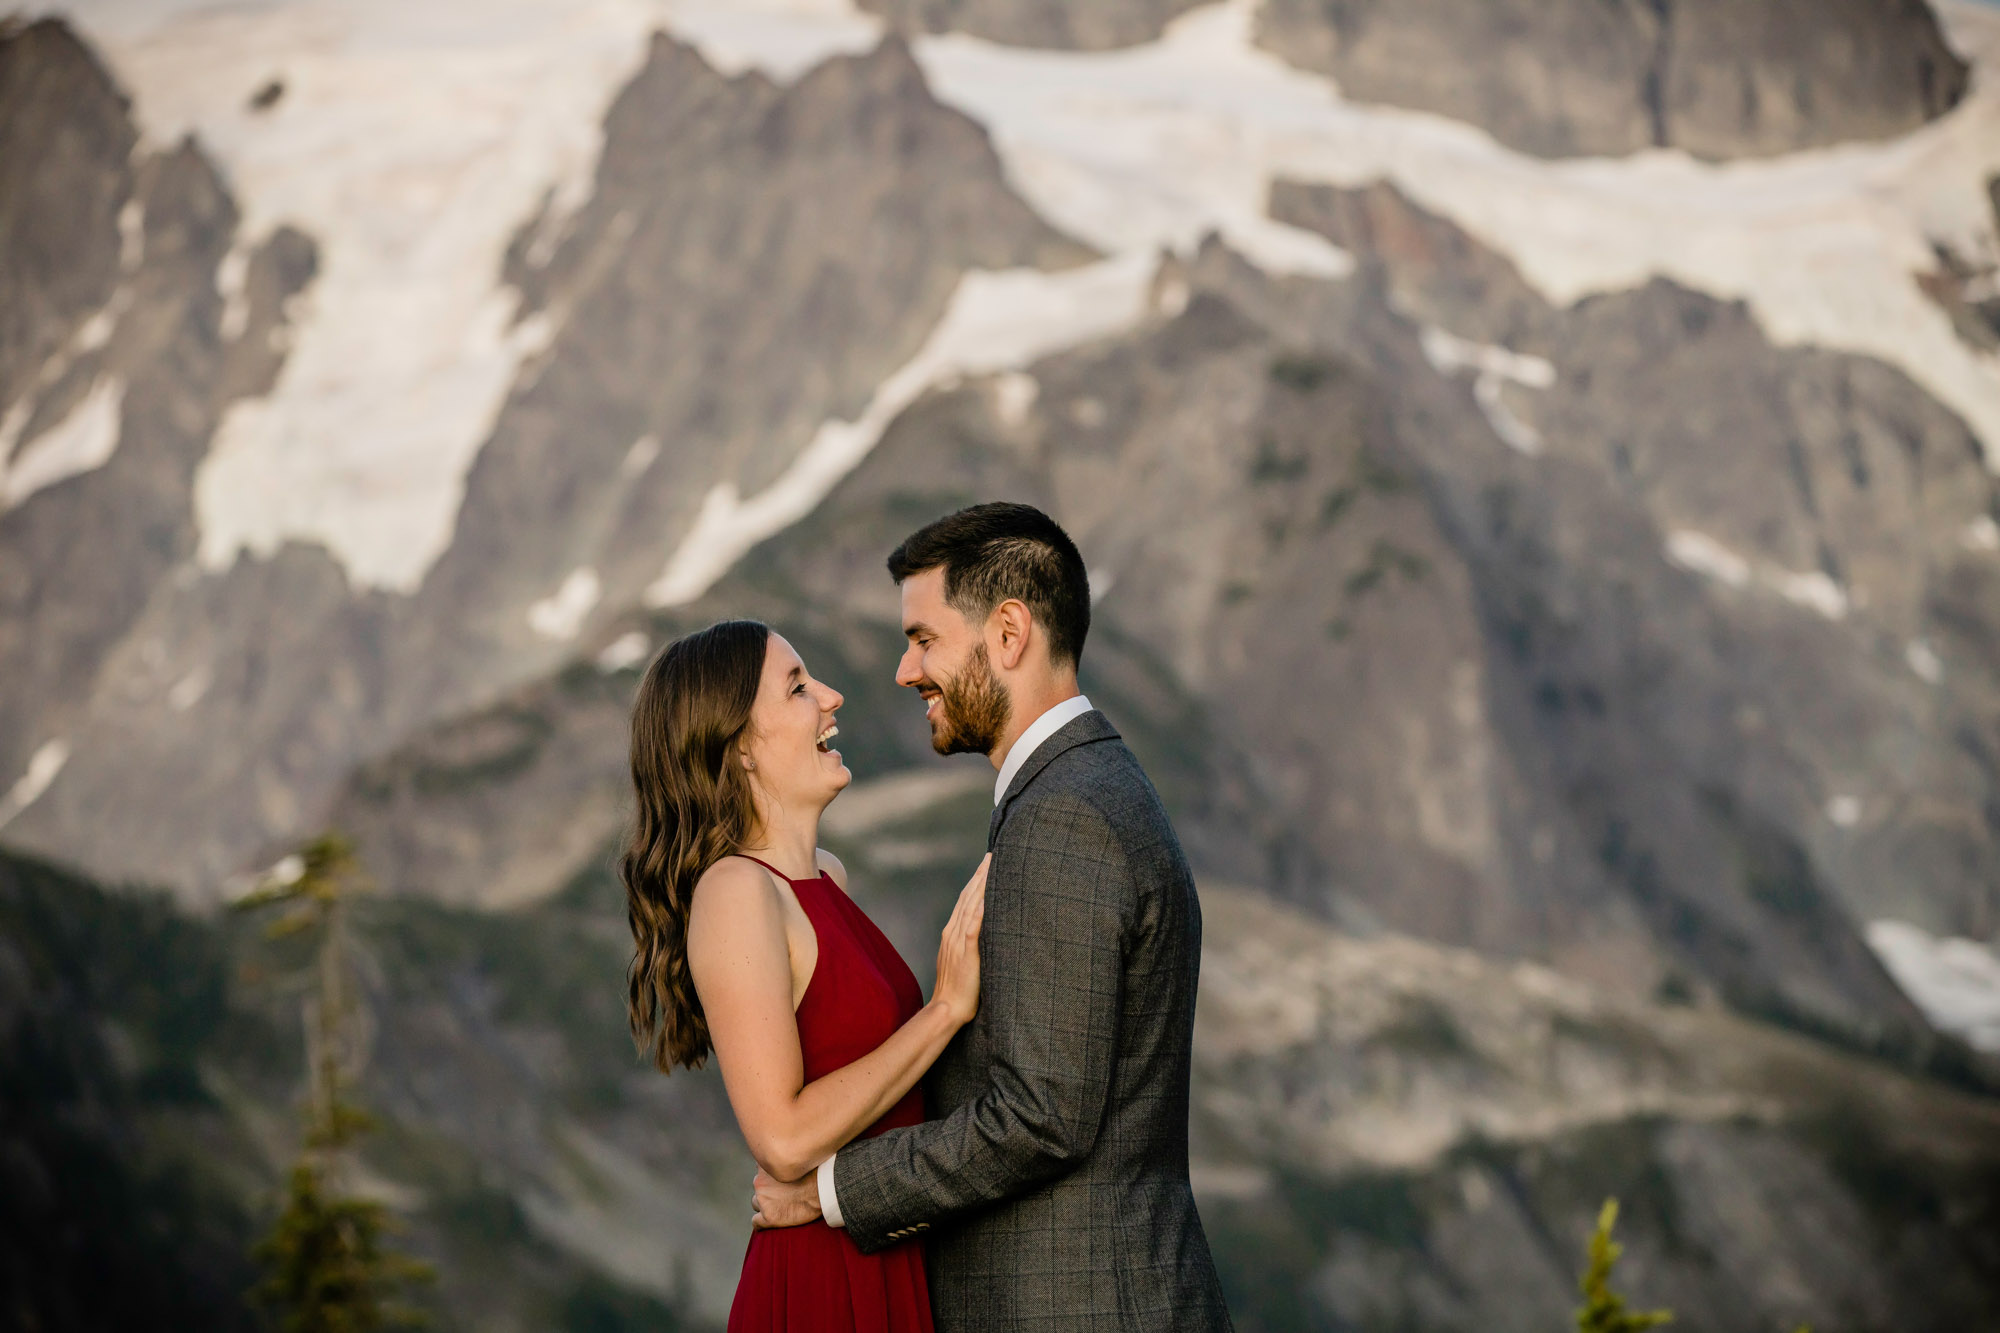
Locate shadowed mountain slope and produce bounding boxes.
[1256,0,1969,159]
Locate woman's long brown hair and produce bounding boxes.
[622,619,769,1073]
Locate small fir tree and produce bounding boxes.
[236,833,431,1331]
[1576,1198,1673,1333]
[252,1163,432,1333]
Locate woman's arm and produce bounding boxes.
[687,856,986,1184]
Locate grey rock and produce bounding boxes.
[404,33,1087,718]
[0,18,132,412]
[1275,181,2000,1036]
[1256,0,1969,160]
[1193,888,2000,1333]
[0,21,321,887]
[858,0,1207,50]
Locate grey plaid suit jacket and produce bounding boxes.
[832,709,1233,1331]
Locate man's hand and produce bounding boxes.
[751,1169,823,1231]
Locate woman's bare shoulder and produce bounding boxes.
[689,855,782,927]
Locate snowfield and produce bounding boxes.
[52,0,2000,594]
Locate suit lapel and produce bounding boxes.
[987,709,1119,849]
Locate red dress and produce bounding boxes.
[727,856,935,1333]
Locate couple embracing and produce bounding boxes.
[621,503,1233,1332]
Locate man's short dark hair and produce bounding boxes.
[887,502,1091,668]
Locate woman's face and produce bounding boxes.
[740,633,849,818]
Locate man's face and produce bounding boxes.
[897,568,1011,757]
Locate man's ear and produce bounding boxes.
[991,599,1033,671]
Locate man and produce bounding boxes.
[754,502,1233,1331]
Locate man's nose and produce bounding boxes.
[895,647,923,687]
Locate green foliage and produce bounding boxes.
[252,1162,434,1332]
[0,848,268,1331]
[1344,538,1430,597]
[1268,353,1335,392]
[239,832,434,1331]
[1576,1198,1672,1333]
[558,1271,694,1333]
[1250,433,1309,483]
[1368,997,1476,1060]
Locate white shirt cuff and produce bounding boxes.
[817,1152,844,1228]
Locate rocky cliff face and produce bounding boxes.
[858,0,1206,49]
[1193,888,2000,1333]
[1256,0,1970,159]
[0,19,1079,896]
[0,19,331,890]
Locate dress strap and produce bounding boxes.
[730,852,808,884]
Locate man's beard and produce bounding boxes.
[930,644,1011,757]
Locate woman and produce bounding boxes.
[622,618,987,1332]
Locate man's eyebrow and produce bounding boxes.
[903,621,936,640]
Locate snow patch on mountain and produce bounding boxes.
[1419,327,1555,455]
[660,0,882,80]
[1,377,126,510]
[62,0,682,592]
[1666,529,1850,620]
[644,253,1159,607]
[1665,531,1753,589]
[593,631,651,673]
[1866,919,2000,1051]
[527,567,603,641]
[0,739,72,832]
[900,0,2000,465]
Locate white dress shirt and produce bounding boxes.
[817,694,1094,1228]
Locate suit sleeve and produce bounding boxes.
[831,792,1129,1254]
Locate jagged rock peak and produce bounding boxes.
[1256,0,1970,160]
[858,0,1208,50]
[0,17,136,411]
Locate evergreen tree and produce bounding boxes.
[1576,1198,1673,1333]
[252,1162,431,1333]
[236,833,432,1330]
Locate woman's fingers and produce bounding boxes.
[940,860,983,946]
[933,854,992,1023]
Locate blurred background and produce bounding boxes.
[5,0,2000,1328]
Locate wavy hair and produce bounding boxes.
[622,618,770,1073]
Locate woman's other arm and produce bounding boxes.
[687,855,986,1184]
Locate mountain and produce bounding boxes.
[1256,0,1970,159]
[6,1,2000,1328]
[0,14,1082,896]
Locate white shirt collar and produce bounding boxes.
[993,694,1094,807]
